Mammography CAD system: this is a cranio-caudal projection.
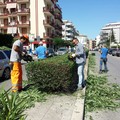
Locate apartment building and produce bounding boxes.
[88,39,96,50]
[100,22,120,45]
[62,20,78,41]
[0,0,62,47]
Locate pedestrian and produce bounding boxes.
[35,41,48,60]
[68,46,72,53]
[10,34,29,92]
[99,44,108,73]
[28,45,33,56]
[72,38,85,89]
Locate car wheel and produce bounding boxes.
[2,67,10,80]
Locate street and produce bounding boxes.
[86,51,120,120]
[0,60,28,91]
[95,51,120,84]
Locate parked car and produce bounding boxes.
[3,50,11,59]
[116,49,120,57]
[111,49,117,56]
[47,48,55,57]
[0,50,11,80]
[108,48,116,55]
[56,47,68,55]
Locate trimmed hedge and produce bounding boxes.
[26,55,78,92]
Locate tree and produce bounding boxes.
[0,33,13,48]
[107,29,115,48]
[110,29,115,43]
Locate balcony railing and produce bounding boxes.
[0,23,8,27]
[18,20,30,25]
[43,32,55,38]
[43,20,55,27]
[55,14,62,20]
[17,0,29,3]
[6,0,17,3]
[43,7,54,15]
[0,12,9,16]
[18,8,30,13]
[55,4,61,12]
[44,0,54,5]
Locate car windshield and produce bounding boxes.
[58,48,66,51]
[47,48,54,52]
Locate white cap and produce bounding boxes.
[39,41,43,45]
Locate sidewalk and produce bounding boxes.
[25,59,88,120]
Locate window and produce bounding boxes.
[0,51,6,60]
[21,4,26,9]
[22,28,27,34]
[21,16,26,23]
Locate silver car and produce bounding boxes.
[56,47,68,55]
[0,50,11,80]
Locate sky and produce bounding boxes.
[58,0,120,39]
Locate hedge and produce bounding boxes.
[25,55,78,93]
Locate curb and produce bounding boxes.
[71,58,89,120]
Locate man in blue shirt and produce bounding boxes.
[99,44,108,73]
[35,41,47,60]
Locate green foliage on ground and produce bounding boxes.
[0,83,47,120]
[85,53,120,112]
[0,90,27,120]
[85,75,120,112]
[26,54,77,92]
[88,54,96,71]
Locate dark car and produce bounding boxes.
[111,49,117,56]
[47,48,55,57]
[116,49,120,57]
[3,50,11,59]
[108,48,116,55]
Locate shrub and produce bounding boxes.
[0,90,27,120]
[26,55,77,92]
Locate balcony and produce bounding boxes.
[55,24,62,30]
[43,32,55,39]
[6,0,17,3]
[17,20,30,27]
[55,4,62,13]
[43,20,55,28]
[44,0,54,5]
[55,14,62,20]
[17,0,29,3]
[66,32,73,36]
[43,7,54,16]
[0,12,8,18]
[17,8,30,15]
[0,1,6,7]
[0,23,8,29]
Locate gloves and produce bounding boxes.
[71,53,76,58]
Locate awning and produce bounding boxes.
[6,3,16,9]
[32,41,39,44]
[7,27,17,34]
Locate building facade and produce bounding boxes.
[0,0,62,47]
[100,22,120,46]
[88,39,96,50]
[62,20,78,41]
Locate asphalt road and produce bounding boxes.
[0,60,28,91]
[85,51,120,120]
[96,51,120,84]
